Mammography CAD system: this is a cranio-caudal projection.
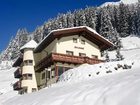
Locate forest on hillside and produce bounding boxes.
[0,2,140,61]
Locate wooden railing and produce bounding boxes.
[52,53,104,64]
[35,53,104,71]
[14,68,22,78]
[13,81,22,90]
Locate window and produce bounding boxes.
[32,88,36,92]
[22,74,32,80]
[51,69,55,78]
[73,38,77,43]
[79,53,86,57]
[58,67,64,76]
[28,74,32,79]
[28,60,33,65]
[64,67,71,71]
[24,60,33,66]
[66,51,73,56]
[81,40,85,45]
[92,55,98,59]
[42,72,45,79]
[46,70,51,79]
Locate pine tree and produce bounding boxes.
[85,7,97,29]
[118,3,129,37]
[66,11,74,27]
[115,34,124,61]
[105,50,110,62]
[19,28,28,47]
[34,26,44,43]
[99,7,116,42]
[116,48,124,61]
[137,0,140,35]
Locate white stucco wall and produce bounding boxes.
[22,66,35,74]
[41,39,57,59]
[23,49,34,61]
[56,35,101,59]
[21,48,38,93]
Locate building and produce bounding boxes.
[13,26,114,94]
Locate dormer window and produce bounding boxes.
[81,40,85,45]
[73,38,77,43]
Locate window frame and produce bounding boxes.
[79,53,86,57]
[91,55,98,59]
[22,73,32,80]
[81,39,85,45]
[42,72,45,79]
[73,38,78,43]
[24,60,33,66]
[32,88,37,92]
[66,51,74,56]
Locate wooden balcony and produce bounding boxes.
[13,81,22,90]
[35,53,104,71]
[52,53,104,64]
[14,68,22,78]
[13,53,23,67]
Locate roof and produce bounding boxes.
[34,26,114,53]
[20,40,37,52]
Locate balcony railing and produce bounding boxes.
[52,53,104,64]
[35,53,104,71]
[13,81,22,90]
[14,68,22,78]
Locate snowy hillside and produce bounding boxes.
[3,61,140,105]
[0,36,140,105]
[101,0,138,7]
[0,68,17,104]
[108,36,140,60]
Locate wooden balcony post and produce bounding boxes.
[55,64,58,77]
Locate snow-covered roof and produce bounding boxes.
[34,26,114,53]
[20,40,37,52]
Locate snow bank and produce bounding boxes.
[57,60,138,85]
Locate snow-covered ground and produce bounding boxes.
[0,36,140,105]
[0,68,18,104]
